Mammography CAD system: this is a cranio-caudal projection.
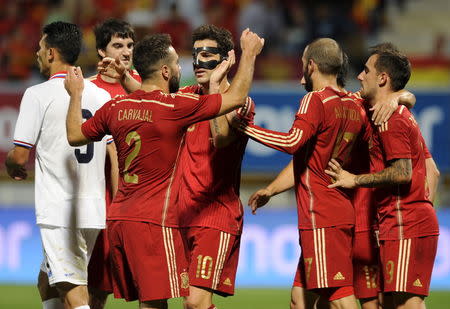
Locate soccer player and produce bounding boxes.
[248,51,419,309]
[177,25,255,309]
[87,18,140,309]
[236,38,364,309]
[5,21,111,309]
[97,25,255,308]
[63,30,264,309]
[326,44,440,309]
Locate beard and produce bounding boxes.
[168,74,180,93]
[303,68,313,92]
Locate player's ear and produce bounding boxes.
[378,72,388,87]
[98,49,106,58]
[47,47,55,62]
[161,64,170,80]
[308,59,315,73]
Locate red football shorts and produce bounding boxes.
[380,236,438,296]
[88,228,113,293]
[294,225,354,291]
[182,227,240,296]
[108,220,189,302]
[353,230,380,299]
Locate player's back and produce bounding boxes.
[294,87,364,229]
[87,89,222,227]
[371,105,439,239]
[14,76,111,228]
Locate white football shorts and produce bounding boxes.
[39,225,100,285]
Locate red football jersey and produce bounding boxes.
[81,89,222,227]
[239,87,364,229]
[89,71,142,206]
[370,105,439,240]
[89,70,142,99]
[177,85,255,235]
[344,91,377,233]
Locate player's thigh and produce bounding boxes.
[186,227,240,296]
[380,236,438,296]
[109,221,189,302]
[40,225,99,286]
[353,230,380,300]
[298,225,354,290]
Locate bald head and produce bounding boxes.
[303,38,343,76]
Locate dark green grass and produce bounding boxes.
[0,286,448,308]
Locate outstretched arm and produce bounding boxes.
[215,29,264,116]
[370,89,416,125]
[326,158,412,189]
[64,66,92,146]
[248,160,295,214]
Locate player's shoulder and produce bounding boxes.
[178,84,202,95]
[130,69,141,81]
[84,79,111,99]
[307,87,346,104]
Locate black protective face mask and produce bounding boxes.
[192,46,227,70]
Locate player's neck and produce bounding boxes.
[140,79,166,93]
[100,72,119,84]
[49,63,71,77]
[312,74,339,92]
[200,78,230,94]
[372,89,394,107]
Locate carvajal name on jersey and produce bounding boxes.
[118,109,153,122]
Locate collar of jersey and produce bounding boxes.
[49,71,67,80]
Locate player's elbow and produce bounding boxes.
[67,133,86,147]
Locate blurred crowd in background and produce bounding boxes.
[1,0,448,82]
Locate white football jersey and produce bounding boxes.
[13,73,111,228]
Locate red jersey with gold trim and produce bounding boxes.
[81,89,222,227]
[345,91,376,233]
[370,105,439,240]
[177,85,254,235]
[89,71,141,206]
[239,87,364,229]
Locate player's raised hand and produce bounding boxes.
[248,188,272,214]
[210,50,236,93]
[240,28,265,56]
[98,56,126,79]
[325,159,357,189]
[64,66,84,97]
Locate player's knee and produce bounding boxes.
[184,297,206,309]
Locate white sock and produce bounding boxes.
[74,306,90,309]
[42,298,64,309]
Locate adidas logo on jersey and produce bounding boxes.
[413,279,423,287]
[223,277,232,286]
[333,272,345,280]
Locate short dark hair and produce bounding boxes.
[43,21,81,65]
[94,18,135,52]
[369,43,411,91]
[304,38,343,75]
[133,34,173,80]
[337,52,349,88]
[192,24,234,56]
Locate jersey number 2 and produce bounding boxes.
[124,131,141,184]
[74,109,94,164]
